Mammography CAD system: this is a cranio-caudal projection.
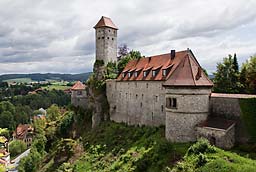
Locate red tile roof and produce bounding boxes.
[13,124,33,140]
[117,49,213,87]
[94,16,118,30]
[71,81,86,90]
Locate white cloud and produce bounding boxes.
[0,0,256,74]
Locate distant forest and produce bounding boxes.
[0,72,92,82]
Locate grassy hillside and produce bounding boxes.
[34,120,256,172]
[172,139,256,172]
[38,122,191,172]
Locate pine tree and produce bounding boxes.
[233,53,239,73]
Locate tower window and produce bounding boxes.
[107,37,109,39]
[112,38,114,40]
[161,105,164,112]
[77,91,82,95]
[109,30,111,32]
[166,98,177,109]
[98,37,100,40]
[102,37,104,39]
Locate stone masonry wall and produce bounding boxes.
[106,80,166,126]
[210,97,250,143]
[165,87,212,142]
[196,125,235,149]
[95,27,117,64]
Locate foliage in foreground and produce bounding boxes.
[9,140,27,157]
[239,98,256,142]
[70,122,189,172]
[172,139,256,172]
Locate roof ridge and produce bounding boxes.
[187,54,196,86]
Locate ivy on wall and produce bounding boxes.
[239,98,256,142]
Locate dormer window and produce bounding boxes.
[128,72,131,78]
[152,70,156,77]
[122,72,126,78]
[143,71,147,77]
[134,72,138,77]
[162,69,167,76]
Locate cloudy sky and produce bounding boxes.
[0,0,256,74]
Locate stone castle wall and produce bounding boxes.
[165,87,212,142]
[95,27,117,64]
[210,96,250,143]
[106,79,166,126]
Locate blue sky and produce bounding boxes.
[0,0,256,74]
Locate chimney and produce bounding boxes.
[170,50,175,60]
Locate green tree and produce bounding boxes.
[0,111,15,129]
[240,56,256,93]
[9,140,27,157]
[0,101,15,115]
[233,53,239,73]
[46,104,61,121]
[0,128,9,139]
[14,105,32,124]
[117,50,142,74]
[213,54,240,93]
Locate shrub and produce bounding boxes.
[187,138,216,156]
[9,140,27,157]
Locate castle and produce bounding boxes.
[71,16,256,149]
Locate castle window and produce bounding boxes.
[140,102,142,107]
[112,38,114,40]
[142,94,144,99]
[136,94,138,99]
[143,71,147,77]
[134,72,138,77]
[162,69,167,76]
[161,105,164,112]
[98,37,100,40]
[77,91,82,95]
[109,30,111,32]
[152,70,156,77]
[107,37,109,39]
[102,37,104,39]
[166,98,177,109]
[146,83,149,88]
[155,96,158,102]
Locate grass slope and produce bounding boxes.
[39,122,191,172]
[172,139,256,172]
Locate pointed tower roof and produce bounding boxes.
[94,16,118,30]
[71,81,86,90]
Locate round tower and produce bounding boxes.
[163,49,213,142]
[94,16,118,64]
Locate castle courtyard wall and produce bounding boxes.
[210,95,253,143]
[106,79,166,126]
